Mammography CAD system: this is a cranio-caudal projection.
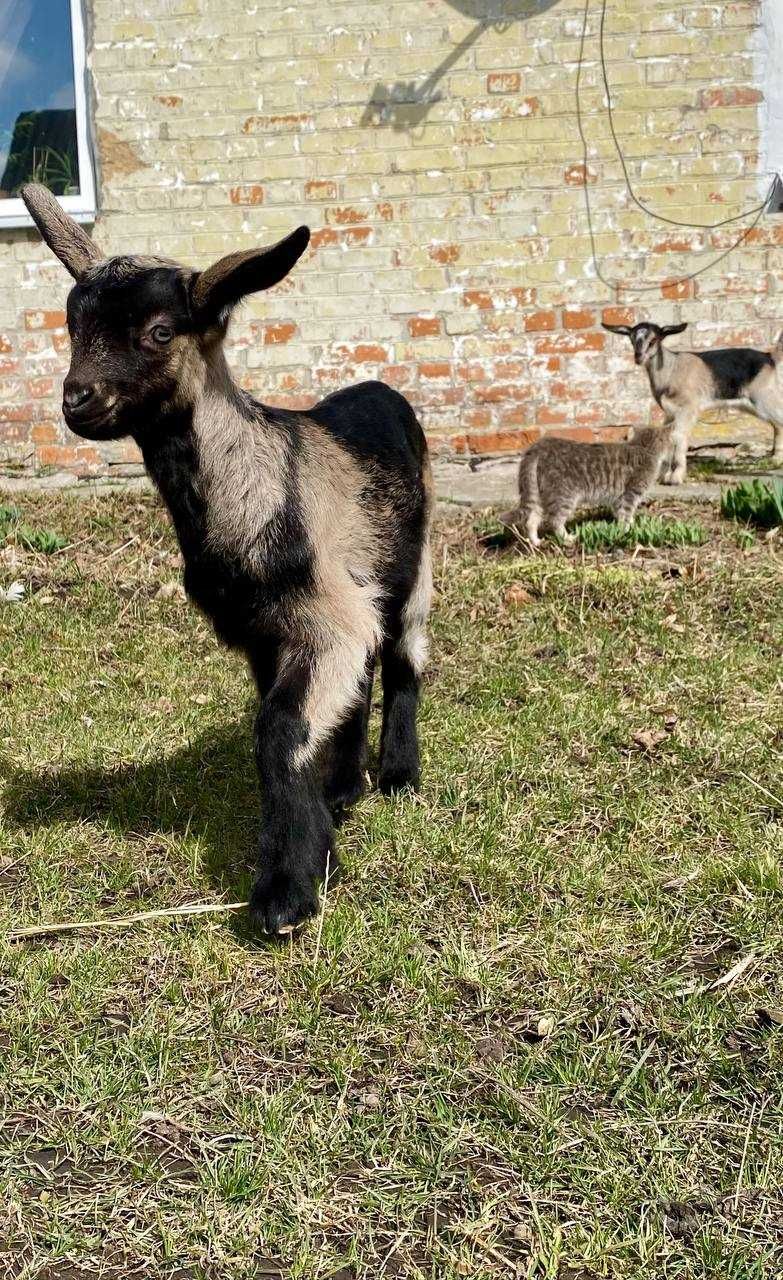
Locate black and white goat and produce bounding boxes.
[603,320,783,483]
[21,183,433,936]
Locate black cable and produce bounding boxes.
[575,0,773,296]
[598,0,775,230]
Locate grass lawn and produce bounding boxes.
[1,492,782,1280]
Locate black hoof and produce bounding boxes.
[378,762,420,795]
[249,867,319,937]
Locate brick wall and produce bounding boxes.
[1,0,781,485]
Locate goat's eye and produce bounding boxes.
[150,324,174,345]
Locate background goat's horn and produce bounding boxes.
[21,184,102,281]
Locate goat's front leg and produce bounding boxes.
[249,641,368,935]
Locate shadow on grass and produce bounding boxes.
[2,716,269,941]
[3,714,384,944]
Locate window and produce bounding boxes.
[0,0,95,228]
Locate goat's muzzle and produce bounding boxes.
[62,379,120,437]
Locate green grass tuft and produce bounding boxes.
[0,503,67,553]
[720,478,783,529]
[573,513,708,551]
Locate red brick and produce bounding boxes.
[305,180,338,201]
[535,332,605,354]
[563,308,595,330]
[699,86,762,109]
[25,310,66,331]
[380,365,413,388]
[27,377,54,398]
[408,316,441,338]
[524,310,557,332]
[242,113,312,133]
[564,164,596,187]
[456,363,488,383]
[602,306,635,327]
[463,290,493,310]
[0,404,33,422]
[487,72,521,94]
[661,279,693,300]
[30,422,58,444]
[263,322,297,345]
[429,244,460,264]
[492,360,526,379]
[537,405,569,425]
[508,287,536,308]
[310,228,339,249]
[325,206,368,226]
[547,427,595,443]
[466,427,540,454]
[416,386,463,407]
[343,226,371,244]
[230,184,264,205]
[0,334,12,354]
[418,362,450,380]
[38,444,79,468]
[475,384,532,404]
[352,344,388,363]
[651,236,697,254]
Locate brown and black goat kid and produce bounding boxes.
[603,319,783,483]
[21,183,432,936]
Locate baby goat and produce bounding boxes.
[22,183,432,936]
[500,426,672,546]
[603,320,783,484]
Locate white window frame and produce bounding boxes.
[0,0,96,229]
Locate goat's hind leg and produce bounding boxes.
[378,545,431,794]
[764,404,783,464]
[663,414,694,484]
[250,639,369,935]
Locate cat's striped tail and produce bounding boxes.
[500,445,539,530]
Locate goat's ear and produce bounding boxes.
[21,183,102,280]
[661,322,688,338]
[602,322,632,336]
[191,226,311,321]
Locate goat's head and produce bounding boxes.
[602,320,688,367]
[21,184,310,440]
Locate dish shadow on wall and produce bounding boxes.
[362,0,563,130]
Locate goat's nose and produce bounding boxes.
[63,381,96,411]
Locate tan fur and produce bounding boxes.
[398,453,434,676]
[20,184,102,280]
[292,425,385,765]
[399,540,433,676]
[502,427,672,547]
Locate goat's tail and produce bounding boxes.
[771,331,783,365]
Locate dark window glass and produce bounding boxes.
[0,0,79,199]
